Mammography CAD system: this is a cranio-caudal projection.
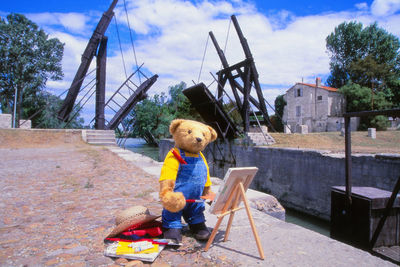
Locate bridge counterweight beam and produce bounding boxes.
[95,36,107,130]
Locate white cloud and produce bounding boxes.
[27,12,90,34]
[58,13,89,33]
[355,2,369,10]
[21,0,400,123]
[371,0,400,16]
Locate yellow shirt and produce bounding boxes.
[159,148,211,187]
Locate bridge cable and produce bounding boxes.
[63,82,97,128]
[25,68,97,128]
[123,0,141,84]
[223,17,232,57]
[114,16,129,82]
[216,17,232,100]
[197,35,210,83]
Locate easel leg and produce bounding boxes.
[224,187,241,242]
[239,182,265,260]
[204,183,240,252]
[204,216,223,251]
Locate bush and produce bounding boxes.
[359,115,389,131]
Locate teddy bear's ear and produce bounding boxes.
[208,126,218,141]
[170,119,184,135]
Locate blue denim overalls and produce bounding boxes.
[162,149,207,229]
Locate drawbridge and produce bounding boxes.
[185,15,275,143]
[183,83,238,139]
[56,0,158,134]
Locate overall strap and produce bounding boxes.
[171,148,187,165]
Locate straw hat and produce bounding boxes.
[106,205,160,238]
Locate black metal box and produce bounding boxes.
[330,186,400,248]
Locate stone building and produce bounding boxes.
[282,78,346,133]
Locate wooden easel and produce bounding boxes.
[204,181,265,260]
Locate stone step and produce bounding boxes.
[86,133,115,137]
[87,137,116,143]
[251,138,275,143]
[246,132,275,146]
[87,141,117,146]
[84,130,114,134]
[82,130,116,146]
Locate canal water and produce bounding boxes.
[122,138,331,237]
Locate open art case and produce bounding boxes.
[104,241,165,262]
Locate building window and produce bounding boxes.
[317,95,322,101]
[296,106,301,117]
[294,88,303,97]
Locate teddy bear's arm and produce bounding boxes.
[159,179,186,212]
[159,149,186,212]
[202,186,210,196]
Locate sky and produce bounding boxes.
[1,0,400,125]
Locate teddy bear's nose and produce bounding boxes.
[196,137,202,143]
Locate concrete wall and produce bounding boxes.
[0,114,12,128]
[0,114,31,129]
[159,139,400,221]
[328,91,345,117]
[19,120,32,129]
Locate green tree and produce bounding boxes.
[0,13,64,127]
[272,94,286,132]
[339,82,391,112]
[326,21,400,129]
[127,82,201,144]
[326,22,400,88]
[339,82,391,130]
[326,21,364,88]
[17,90,83,128]
[326,21,400,108]
[129,93,171,144]
[167,82,200,120]
[33,92,84,128]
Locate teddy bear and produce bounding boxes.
[159,119,218,242]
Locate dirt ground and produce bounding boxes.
[269,130,400,154]
[0,129,233,267]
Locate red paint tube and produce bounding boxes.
[186,199,205,203]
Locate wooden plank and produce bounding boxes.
[373,246,400,264]
[332,186,400,209]
[183,83,239,139]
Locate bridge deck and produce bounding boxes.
[183,83,239,139]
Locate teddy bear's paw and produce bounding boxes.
[162,191,186,212]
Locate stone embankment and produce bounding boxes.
[160,139,400,220]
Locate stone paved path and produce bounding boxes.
[0,144,157,266]
[0,143,228,267]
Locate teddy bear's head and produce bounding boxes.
[169,119,218,153]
